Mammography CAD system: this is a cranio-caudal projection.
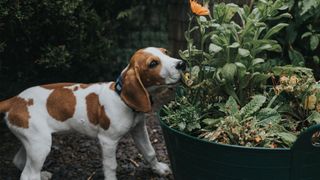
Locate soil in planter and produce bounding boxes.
[0,115,173,180]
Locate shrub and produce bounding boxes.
[163,0,320,148]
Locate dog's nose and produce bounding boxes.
[175,61,186,71]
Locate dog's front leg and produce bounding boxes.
[131,118,171,176]
[98,134,119,180]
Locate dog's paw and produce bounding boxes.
[151,162,171,176]
[41,171,52,180]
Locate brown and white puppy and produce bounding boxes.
[0,47,186,180]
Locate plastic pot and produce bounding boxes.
[159,119,320,180]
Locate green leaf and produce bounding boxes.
[199,16,207,22]
[307,111,320,124]
[187,122,201,132]
[203,118,222,125]
[228,42,240,48]
[277,132,297,147]
[301,32,312,39]
[209,43,223,53]
[225,96,239,115]
[288,49,305,66]
[299,0,319,16]
[310,35,319,51]
[191,66,200,80]
[178,122,186,131]
[251,73,271,85]
[179,50,189,60]
[239,95,266,118]
[264,23,288,39]
[270,13,292,20]
[222,63,237,81]
[252,58,265,66]
[238,48,250,57]
[256,108,281,125]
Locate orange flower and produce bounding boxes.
[189,0,210,16]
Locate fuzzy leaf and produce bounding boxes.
[301,32,312,39]
[222,63,237,81]
[277,132,297,147]
[240,95,266,118]
[264,23,288,39]
[238,48,250,57]
[191,66,200,80]
[203,118,222,125]
[256,108,281,125]
[209,43,223,53]
[270,13,292,20]
[307,111,320,124]
[252,58,265,66]
[225,96,239,115]
[310,35,319,51]
[228,42,240,48]
[178,122,186,131]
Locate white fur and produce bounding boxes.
[3,47,181,180]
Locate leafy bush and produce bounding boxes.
[0,0,168,98]
[281,0,320,77]
[163,0,320,148]
[0,0,121,97]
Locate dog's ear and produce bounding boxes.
[121,66,152,113]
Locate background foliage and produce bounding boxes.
[0,0,168,98]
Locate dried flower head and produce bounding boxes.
[289,75,299,86]
[304,95,317,110]
[279,75,289,84]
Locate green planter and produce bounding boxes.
[159,119,320,180]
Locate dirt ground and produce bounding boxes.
[0,115,174,180]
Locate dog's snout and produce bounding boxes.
[175,61,186,71]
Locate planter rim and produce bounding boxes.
[159,115,292,151]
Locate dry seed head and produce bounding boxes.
[280,76,289,84]
[289,75,299,86]
[304,95,317,110]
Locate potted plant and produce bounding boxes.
[160,0,320,180]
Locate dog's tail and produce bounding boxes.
[0,97,15,120]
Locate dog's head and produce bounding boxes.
[119,47,186,113]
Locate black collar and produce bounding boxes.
[115,75,122,95]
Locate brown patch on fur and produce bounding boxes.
[131,51,165,88]
[73,86,79,91]
[158,48,170,55]
[7,97,33,128]
[109,82,115,91]
[27,99,34,106]
[47,88,76,121]
[41,83,75,90]
[120,49,170,112]
[85,93,110,130]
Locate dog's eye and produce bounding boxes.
[149,60,159,68]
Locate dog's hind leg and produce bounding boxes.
[19,134,52,180]
[13,146,26,171]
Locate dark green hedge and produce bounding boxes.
[0,0,168,98]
